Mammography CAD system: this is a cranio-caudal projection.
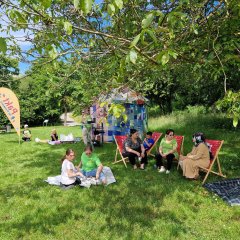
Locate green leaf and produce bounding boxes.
[142,13,154,29]
[168,50,178,59]
[107,4,115,16]
[80,0,93,14]
[145,29,157,43]
[15,11,27,24]
[74,0,80,9]
[64,21,73,35]
[114,0,123,10]
[130,34,140,48]
[49,45,58,59]
[0,37,7,53]
[233,116,238,127]
[194,28,198,34]
[161,53,170,65]
[129,49,137,64]
[40,0,52,9]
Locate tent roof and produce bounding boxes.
[99,87,149,104]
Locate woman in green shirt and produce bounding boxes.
[77,144,106,184]
[155,129,178,174]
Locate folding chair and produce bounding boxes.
[201,139,226,185]
[175,135,184,158]
[175,135,184,169]
[113,135,128,168]
[147,132,162,157]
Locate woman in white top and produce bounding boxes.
[61,149,83,186]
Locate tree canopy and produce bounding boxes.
[0,0,239,125]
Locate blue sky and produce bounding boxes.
[0,0,105,74]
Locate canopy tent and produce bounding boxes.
[99,87,149,105]
[91,87,149,142]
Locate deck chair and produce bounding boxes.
[175,135,184,158]
[113,135,128,168]
[147,132,162,157]
[200,139,226,185]
[174,135,184,168]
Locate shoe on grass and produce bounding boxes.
[159,166,166,173]
[166,170,170,174]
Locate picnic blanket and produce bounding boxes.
[45,166,116,188]
[204,178,240,206]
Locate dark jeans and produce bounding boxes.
[62,178,81,187]
[22,137,31,141]
[122,147,148,166]
[155,153,175,170]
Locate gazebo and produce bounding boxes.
[90,87,149,142]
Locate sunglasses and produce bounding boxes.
[69,154,75,157]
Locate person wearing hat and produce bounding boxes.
[122,128,148,170]
[22,124,32,141]
[179,132,210,180]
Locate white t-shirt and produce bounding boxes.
[61,159,76,185]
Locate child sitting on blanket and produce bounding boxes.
[77,144,106,185]
[60,149,83,187]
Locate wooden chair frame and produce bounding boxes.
[147,132,162,157]
[200,139,226,185]
[113,135,128,168]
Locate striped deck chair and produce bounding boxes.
[113,135,128,168]
[174,135,184,168]
[147,132,162,157]
[201,139,226,185]
[175,135,184,159]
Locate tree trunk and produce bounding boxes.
[64,105,67,126]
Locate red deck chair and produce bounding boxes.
[147,132,162,157]
[201,139,226,185]
[175,135,184,158]
[113,135,128,168]
[174,135,184,168]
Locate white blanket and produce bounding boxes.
[45,166,116,188]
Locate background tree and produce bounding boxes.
[0,0,239,124]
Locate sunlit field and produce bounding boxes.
[0,112,239,240]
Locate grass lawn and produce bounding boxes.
[0,113,239,240]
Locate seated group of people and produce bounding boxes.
[60,145,106,187]
[60,127,211,187]
[22,125,59,145]
[122,128,212,180]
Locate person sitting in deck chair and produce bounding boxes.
[143,131,155,152]
[179,132,210,180]
[155,129,178,174]
[122,129,148,170]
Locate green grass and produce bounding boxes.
[0,113,240,240]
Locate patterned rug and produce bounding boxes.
[204,178,240,206]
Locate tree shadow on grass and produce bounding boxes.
[88,167,200,239]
